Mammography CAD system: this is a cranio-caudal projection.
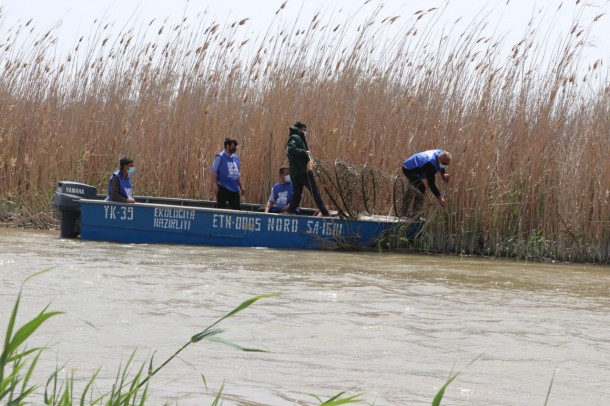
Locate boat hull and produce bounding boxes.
[79,200,408,250]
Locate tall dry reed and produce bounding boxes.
[0,2,608,262]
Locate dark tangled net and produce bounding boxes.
[312,159,401,219]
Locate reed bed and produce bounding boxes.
[0,2,608,262]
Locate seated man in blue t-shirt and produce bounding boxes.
[264,166,293,213]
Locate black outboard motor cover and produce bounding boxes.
[52,181,97,238]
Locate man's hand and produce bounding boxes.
[127,197,136,203]
[438,196,447,207]
[212,183,218,196]
[442,173,450,183]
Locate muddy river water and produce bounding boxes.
[1,228,609,405]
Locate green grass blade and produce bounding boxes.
[1,290,22,384]
[200,373,208,392]
[22,268,54,284]
[310,390,363,405]
[58,374,73,406]
[20,349,42,403]
[79,368,100,406]
[432,354,482,406]
[44,367,62,405]
[6,347,47,364]
[191,328,224,343]
[543,367,557,406]
[6,310,63,356]
[109,350,137,404]
[210,381,225,406]
[1,353,24,402]
[1,269,54,382]
[204,336,268,352]
[431,371,460,406]
[137,383,149,406]
[147,352,156,378]
[193,294,279,340]
[125,362,146,404]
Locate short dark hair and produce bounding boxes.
[223,138,233,148]
[294,121,306,129]
[119,156,134,167]
[279,166,289,175]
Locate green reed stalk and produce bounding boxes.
[137,293,278,390]
[543,367,557,406]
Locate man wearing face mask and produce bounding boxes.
[264,166,293,213]
[286,121,330,216]
[401,149,452,217]
[106,156,136,203]
[211,138,244,210]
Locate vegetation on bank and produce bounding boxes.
[0,3,608,263]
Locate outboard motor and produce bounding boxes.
[52,181,98,238]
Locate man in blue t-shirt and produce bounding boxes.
[211,138,245,210]
[401,149,452,217]
[264,166,293,213]
[106,156,136,203]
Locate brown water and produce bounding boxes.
[1,228,609,405]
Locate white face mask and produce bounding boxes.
[439,162,446,170]
[284,175,291,182]
[303,131,308,137]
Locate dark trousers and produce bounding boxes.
[216,185,241,210]
[401,166,425,216]
[287,171,329,216]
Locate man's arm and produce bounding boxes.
[237,177,245,195]
[423,163,441,198]
[423,163,446,207]
[109,176,129,203]
[264,200,273,213]
[287,137,308,156]
[264,188,275,213]
[210,172,218,196]
[210,155,221,196]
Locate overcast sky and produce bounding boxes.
[1,0,608,70]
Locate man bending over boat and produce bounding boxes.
[264,166,293,213]
[211,138,245,210]
[401,149,451,217]
[106,156,136,203]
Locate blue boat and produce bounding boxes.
[53,181,421,250]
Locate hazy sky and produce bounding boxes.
[1,0,609,69]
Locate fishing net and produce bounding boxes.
[312,159,400,219]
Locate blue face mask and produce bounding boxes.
[127,166,136,175]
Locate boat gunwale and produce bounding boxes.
[79,198,404,224]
